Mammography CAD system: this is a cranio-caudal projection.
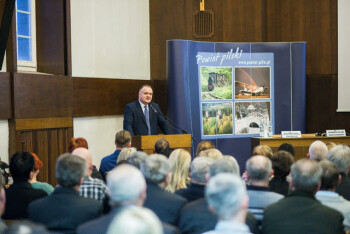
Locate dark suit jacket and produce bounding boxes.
[336,173,350,201]
[3,181,47,219]
[268,177,290,196]
[28,187,102,234]
[179,198,260,234]
[77,206,123,234]
[123,101,170,136]
[262,190,344,234]
[175,183,205,202]
[144,182,187,225]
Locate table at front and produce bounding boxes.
[251,134,350,160]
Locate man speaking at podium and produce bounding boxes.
[123,85,171,136]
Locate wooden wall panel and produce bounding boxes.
[266,0,332,75]
[73,78,154,117]
[306,75,350,133]
[0,73,11,119]
[185,0,223,41]
[36,0,66,75]
[13,73,72,119]
[222,0,266,42]
[150,0,187,80]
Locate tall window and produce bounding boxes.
[16,0,36,71]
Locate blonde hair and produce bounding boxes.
[117,147,137,164]
[199,149,223,160]
[326,142,337,151]
[252,145,273,159]
[196,141,215,157]
[165,149,191,193]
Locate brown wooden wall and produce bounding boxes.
[149,0,350,133]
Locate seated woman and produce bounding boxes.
[29,153,54,195]
[165,149,191,193]
[268,150,294,196]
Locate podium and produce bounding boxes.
[132,134,192,155]
[251,134,350,161]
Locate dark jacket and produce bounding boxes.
[3,181,47,219]
[144,182,187,225]
[336,173,350,201]
[28,186,102,234]
[175,183,205,202]
[123,101,170,136]
[262,190,344,234]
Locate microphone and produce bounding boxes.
[0,161,9,169]
[149,103,197,141]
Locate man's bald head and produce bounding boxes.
[246,155,272,183]
[72,147,93,176]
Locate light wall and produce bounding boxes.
[0,120,9,164]
[70,0,150,168]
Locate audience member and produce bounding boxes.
[175,157,214,201]
[68,137,102,180]
[116,147,137,165]
[29,153,54,195]
[166,149,191,193]
[77,164,147,234]
[141,154,187,225]
[327,144,350,200]
[125,151,148,169]
[245,155,283,222]
[3,152,47,219]
[0,186,6,232]
[28,153,102,233]
[308,140,328,161]
[199,149,223,160]
[277,143,295,157]
[72,147,108,202]
[326,142,337,151]
[262,159,344,234]
[154,138,172,158]
[4,221,49,234]
[220,155,241,175]
[106,206,163,234]
[100,130,132,179]
[203,174,250,234]
[316,160,350,231]
[252,145,273,159]
[179,158,259,234]
[268,151,294,195]
[196,141,215,157]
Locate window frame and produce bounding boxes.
[15,0,37,72]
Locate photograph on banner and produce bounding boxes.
[234,101,271,135]
[200,66,233,100]
[202,102,233,136]
[234,66,270,99]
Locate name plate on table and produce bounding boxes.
[326,129,346,137]
[281,131,301,138]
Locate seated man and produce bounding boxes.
[141,154,187,225]
[77,164,147,234]
[176,157,214,202]
[245,155,283,221]
[100,130,132,179]
[307,140,328,161]
[179,158,259,234]
[327,144,350,200]
[72,147,107,202]
[204,173,251,234]
[262,159,344,234]
[316,160,350,231]
[154,137,173,158]
[3,152,47,219]
[28,153,102,233]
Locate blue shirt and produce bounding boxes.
[99,150,121,179]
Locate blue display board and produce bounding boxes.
[167,40,306,170]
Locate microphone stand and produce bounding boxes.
[149,103,197,141]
